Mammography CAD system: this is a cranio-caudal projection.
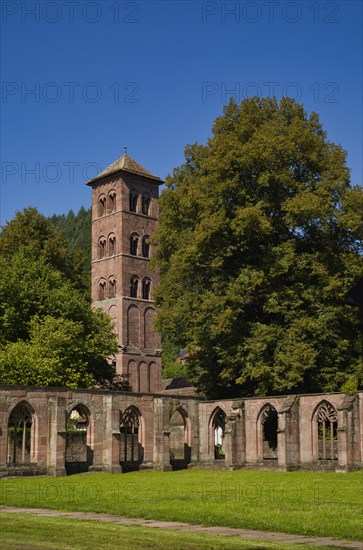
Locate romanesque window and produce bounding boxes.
[98,195,106,217]
[130,234,139,256]
[108,234,116,256]
[108,191,116,213]
[98,237,106,259]
[7,401,34,465]
[129,192,138,212]
[130,276,139,298]
[108,277,116,298]
[98,279,106,301]
[315,401,338,461]
[142,195,151,216]
[142,236,150,258]
[142,278,151,300]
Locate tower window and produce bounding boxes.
[98,279,106,301]
[130,234,139,256]
[108,191,116,213]
[98,195,106,217]
[142,195,151,216]
[130,276,139,298]
[129,193,138,212]
[98,237,106,259]
[109,277,116,298]
[142,278,151,300]
[142,236,150,258]
[108,234,116,255]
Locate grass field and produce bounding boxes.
[0,513,353,550]
[0,470,362,542]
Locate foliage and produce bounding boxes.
[0,208,118,389]
[161,334,189,379]
[153,97,363,398]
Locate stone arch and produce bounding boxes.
[209,407,226,459]
[120,406,144,471]
[65,403,93,475]
[257,404,278,460]
[127,305,140,348]
[144,307,155,349]
[169,406,191,469]
[98,278,106,301]
[312,400,338,461]
[139,361,148,393]
[7,401,36,465]
[108,276,116,299]
[130,232,139,256]
[129,189,138,212]
[142,235,150,258]
[142,277,151,300]
[130,275,139,298]
[141,193,151,216]
[107,190,116,213]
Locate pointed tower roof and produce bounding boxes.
[86,151,163,185]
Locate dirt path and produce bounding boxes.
[1,505,362,549]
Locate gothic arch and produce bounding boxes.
[127,305,140,348]
[208,407,226,459]
[65,403,93,475]
[7,401,36,465]
[257,404,278,460]
[312,400,338,461]
[120,406,144,470]
[169,406,191,468]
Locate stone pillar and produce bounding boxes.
[102,394,122,474]
[153,398,172,471]
[48,397,66,477]
[337,395,357,471]
[277,396,299,471]
[224,413,239,469]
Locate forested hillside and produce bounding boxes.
[49,206,91,270]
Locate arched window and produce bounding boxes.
[108,277,116,298]
[130,276,139,298]
[65,404,92,475]
[129,192,138,212]
[259,405,278,460]
[142,236,150,258]
[108,234,116,256]
[209,408,226,459]
[315,401,338,461]
[98,279,106,301]
[108,191,116,213]
[120,407,143,468]
[130,233,139,256]
[142,278,151,300]
[98,237,106,259]
[142,194,151,215]
[98,195,106,217]
[7,401,34,464]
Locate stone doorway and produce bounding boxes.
[65,404,93,475]
[169,408,191,470]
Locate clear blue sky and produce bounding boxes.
[1,0,362,224]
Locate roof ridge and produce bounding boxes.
[86,153,163,185]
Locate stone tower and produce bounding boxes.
[87,151,163,392]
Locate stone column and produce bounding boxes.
[337,395,356,471]
[153,398,172,471]
[224,413,239,469]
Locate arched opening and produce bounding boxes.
[108,234,116,256]
[259,405,278,460]
[98,279,106,301]
[108,277,116,298]
[65,404,93,475]
[130,275,139,298]
[209,408,226,459]
[108,191,116,213]
[120,407,144,472]
[98,237,106,259]
[314,401,338,461]
[129,191,138,212]
[130,233,139,256]
[98,195,106,217]
[142,236,150,258]
[7,401,34,465]
[141,194,151,216]
[169,408,191,470]
[142,278,151,300]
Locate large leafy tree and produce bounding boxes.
[0,208,118,388]
[153,97,363,398]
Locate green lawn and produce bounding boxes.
[0,514,352,550]
[0,470,362,541]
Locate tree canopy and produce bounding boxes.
[153,97,363,398]
[0,208,118,389]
